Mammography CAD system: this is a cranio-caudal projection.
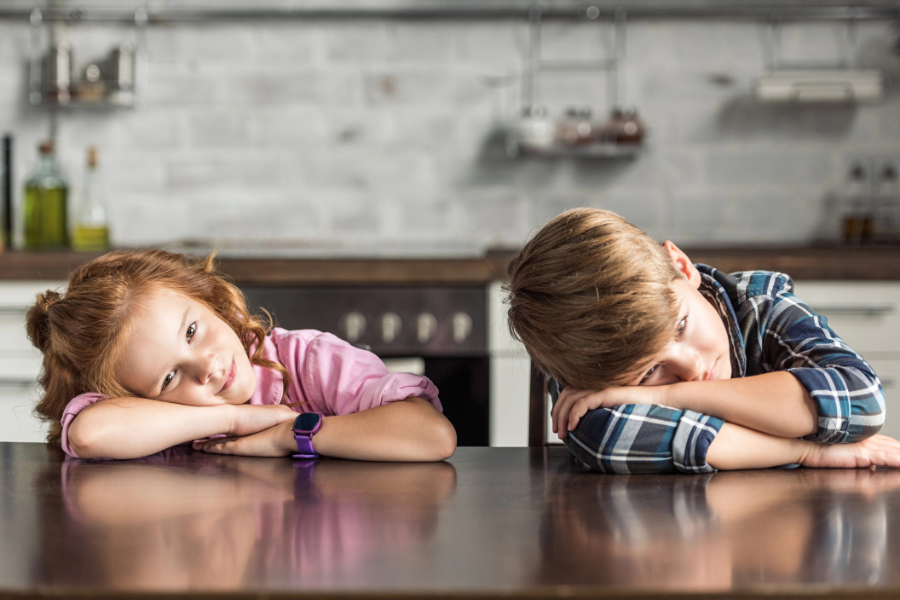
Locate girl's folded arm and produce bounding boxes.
[196,396,457,461]
[312,396,456,461]
[68,398,296,460]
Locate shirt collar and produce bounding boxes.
[695,264,746,378]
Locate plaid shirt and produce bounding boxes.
[554,265,886,474]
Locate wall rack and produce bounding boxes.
[0,3,900,24]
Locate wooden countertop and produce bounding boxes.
[1,245,900,284]
[3,443,900,599]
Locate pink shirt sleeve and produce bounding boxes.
[60,393,108,458]
[275,329,442,416]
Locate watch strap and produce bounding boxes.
[292,412,323,460]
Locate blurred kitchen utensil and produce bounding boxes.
[73,63,105,103]
[606,107,645,145]
[507,104,556,157]
[2,135,11,250]
[43,41,72,104]
[557,106,596,147]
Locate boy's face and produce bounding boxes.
[626,242,733,387]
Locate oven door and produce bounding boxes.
[242,286,490,446]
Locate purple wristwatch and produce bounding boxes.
[292,412,323,459]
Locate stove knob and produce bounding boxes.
[381,312,402,343]
[416,312,437,344]
[341,312,367,343]
[452,312,473,343]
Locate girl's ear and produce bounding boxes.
[663,241,701,289]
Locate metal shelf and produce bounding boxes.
[1,3,899,24]
[507,140,644,159]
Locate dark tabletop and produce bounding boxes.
[3,443,900,599]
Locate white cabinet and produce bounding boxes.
[487,281,531,447]
[793,281,900,439]
[0,281,65,443]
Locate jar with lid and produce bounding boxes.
[72,146,110,251]
[556,106,596,147]
[23,140,69,250]
[606,107,645,145]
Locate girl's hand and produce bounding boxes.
[553,386,665,440]
[799,434,900,469]
[228,404,297,437]
[194,420,297,457]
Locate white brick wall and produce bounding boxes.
[1,16,899,251]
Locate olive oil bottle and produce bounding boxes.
[24,140,69,250]
[72,147,110,251]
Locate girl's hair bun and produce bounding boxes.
[26,290,62,354]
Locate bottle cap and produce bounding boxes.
[39,140,54,155]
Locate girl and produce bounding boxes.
[26,250,457,461]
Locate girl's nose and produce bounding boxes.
[198,353,217,384]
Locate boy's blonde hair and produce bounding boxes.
[505,208,682,390]
[25,250,289,448]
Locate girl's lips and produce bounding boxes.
[706,360,717,381]
[220,359,236,393]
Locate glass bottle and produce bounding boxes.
[23,140,69,250]
[72,146,110,251]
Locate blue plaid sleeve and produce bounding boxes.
[551,383,725,473]
[761,293,885,444]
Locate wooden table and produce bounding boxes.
[3,443,900,599]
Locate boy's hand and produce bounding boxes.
[553,386,665,439]
[799,434,900,469]
[228,404,297,437]
[194,420,298,457]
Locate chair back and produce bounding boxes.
[528,364,548,447]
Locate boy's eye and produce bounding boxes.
[162,370,175,392]
[187,322,196,341]
[676,317,687,336]
[640,365,657,385]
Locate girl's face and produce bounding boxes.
[115,289,257,406]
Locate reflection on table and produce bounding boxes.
[538,464,899,591]
[51,448,457,590]
[3,444,900,597]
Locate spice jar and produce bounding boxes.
[607,107,645,145]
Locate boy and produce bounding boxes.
[506,208,900,473]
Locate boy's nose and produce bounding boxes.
[670,352,705,382]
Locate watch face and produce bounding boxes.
[295,412,321,433]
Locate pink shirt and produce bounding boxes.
[59,328,441,458]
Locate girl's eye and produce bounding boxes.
[186,322,196,341]
[162,370,175,392]
[676,317,687,336]
[640,365,657,385]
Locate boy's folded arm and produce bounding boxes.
[707,422,900,470]
[563,403,724,474]
[662,304,885,444]
[68,398,295,460]
[563,401,900,473]
[659,371,819,440]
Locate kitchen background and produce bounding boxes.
[2,1,900,252]
[3,1,900,449]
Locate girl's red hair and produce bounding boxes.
[25,249,289,447]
